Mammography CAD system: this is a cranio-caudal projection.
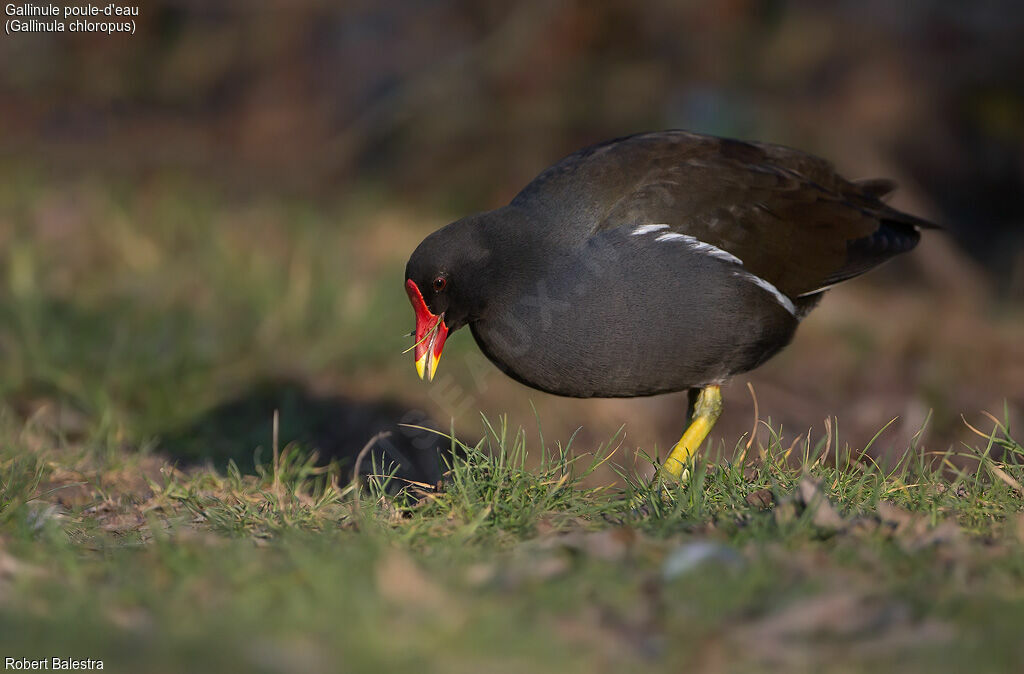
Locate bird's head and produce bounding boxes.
[404,216,493,381]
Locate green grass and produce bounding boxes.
[2,408,1023,673]
[1,169,1023,672]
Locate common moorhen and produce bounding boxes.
[405,131,936,478]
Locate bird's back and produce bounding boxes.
[510,130,937,299]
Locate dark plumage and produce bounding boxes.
[406,131,936,478]
[405,130,935,402]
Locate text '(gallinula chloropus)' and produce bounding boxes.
[404,131,937,479]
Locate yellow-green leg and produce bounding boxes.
[661,385,722,479]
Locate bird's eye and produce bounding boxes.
[432,276,447,292]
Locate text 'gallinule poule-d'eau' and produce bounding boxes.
[405,130,937,478]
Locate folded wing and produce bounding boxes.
[511,131,937,299]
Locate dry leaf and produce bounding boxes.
[730,591,953,667]
[876,501,963,551]
[796,477,845,530]
[877,501,913,529]
[746,488,774,509]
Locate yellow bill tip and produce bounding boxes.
[415,354,427,380]
[428,352,442,382]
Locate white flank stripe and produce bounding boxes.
[631,224,670,235]
[630,222,793,315]
[734,271,796,316]
[654,233,742,265]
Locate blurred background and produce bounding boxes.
[1,0,1022,481]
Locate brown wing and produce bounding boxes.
[513,131,936,298]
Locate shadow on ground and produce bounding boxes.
[157,380,455,487]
